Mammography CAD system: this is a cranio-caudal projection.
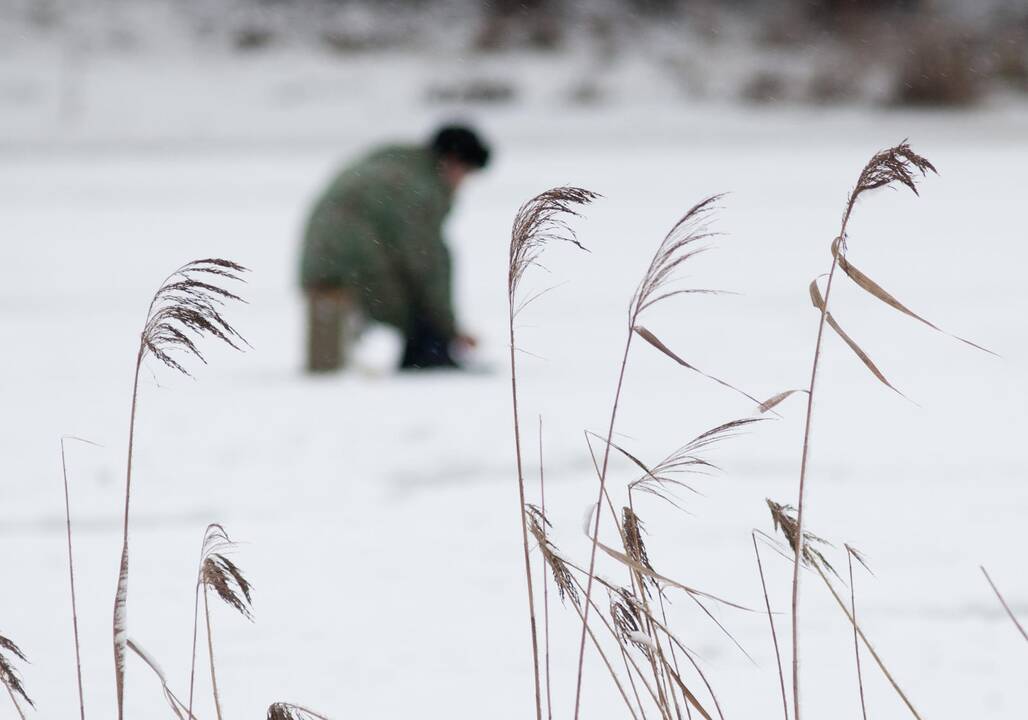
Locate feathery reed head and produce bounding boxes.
[844,141,936,228]
[199,524,253,620]
[766,500,837,577]
[628,418,762,508]
[525,504,580,608]
[0,632,33,708]
[631,194,723,318]
[141,258,248,376]
[508,186,599,301]
[267,702,330,720]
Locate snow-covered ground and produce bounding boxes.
[2,47,1027,719]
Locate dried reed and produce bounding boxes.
[188,524,253,720]
[113,259,247,719]
[788,142,942,719]
[508,187,598,720]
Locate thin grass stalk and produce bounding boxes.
[574,334,634,719]
[848,552,868,720]
[814,565,922,718]
[981,566,1028,643]
[617,641,650,720]
[752,533,789,720]
[507,312,543,720]
[657,594,689,720]
[60,437,87,720]
[538,417,553,720]
[204,589,224,720]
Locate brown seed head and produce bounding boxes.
[198,524,253,620]
[765,499,837,577]
[141,258,248,376]
[0,632,33,708]
[525,504,580,609]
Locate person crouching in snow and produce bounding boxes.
[299,124,490,372]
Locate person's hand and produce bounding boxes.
[454,332,478,350]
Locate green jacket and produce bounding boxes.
[300,144,456,337]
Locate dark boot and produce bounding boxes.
[400,318,458,370]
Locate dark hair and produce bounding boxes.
[430,125,490,169]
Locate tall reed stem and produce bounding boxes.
[789,251,838,719]
[573,333,633,719]
[204,589,224,720]
[60,438,87,720]
[508,316,543,720]
[114,350,144,720]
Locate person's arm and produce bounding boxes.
[388,190,458,340]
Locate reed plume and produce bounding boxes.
[188,524,253,720]
[114,259,247,719]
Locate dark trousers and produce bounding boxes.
[400,318,456,370]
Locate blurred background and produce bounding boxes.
[2,1,1027,719]
[3,0,1028,143]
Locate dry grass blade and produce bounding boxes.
[830,238,994,355]
[814,565,923,719]
[508,186,600,304]
[267,703,332,720]
[809,279,902,396]
[126,638,197,720]
[633,326,767,409]
[594,539,752,611]
[981,566,1028,643]
[0,633,33,712]
[759,389,809,414]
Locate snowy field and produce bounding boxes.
[2,51,1028,719]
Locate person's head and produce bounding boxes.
[430,124,490,191]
